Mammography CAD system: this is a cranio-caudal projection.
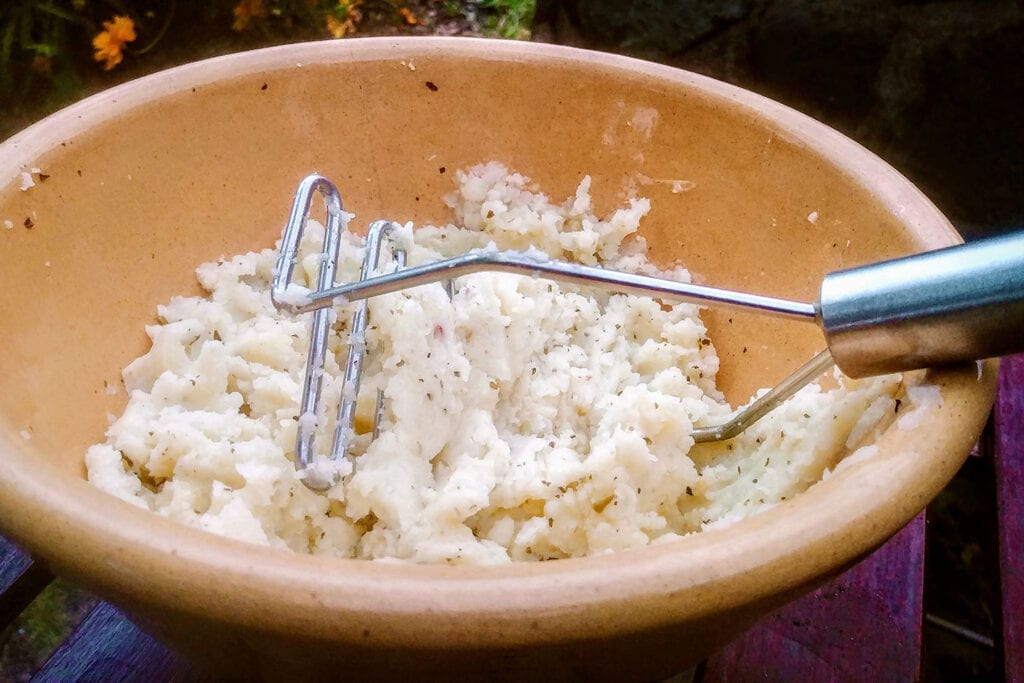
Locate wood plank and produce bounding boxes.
[995,353,1024,683]
[0,535,53,632]
[702,512,925,681]
[32,601,205,683]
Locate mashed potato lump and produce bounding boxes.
[87,163,906,564]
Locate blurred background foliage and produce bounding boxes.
[0,0,536,140]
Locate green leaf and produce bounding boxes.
[0,21,15,68]
[0,21,15,92]
[35,3,81,24]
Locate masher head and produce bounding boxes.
[271,175,833,489]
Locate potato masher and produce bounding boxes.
[272,174,1024,489]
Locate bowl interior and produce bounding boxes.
[0,39,953,470]
[0,37,994,676]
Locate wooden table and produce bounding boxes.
[4,354,1021,681]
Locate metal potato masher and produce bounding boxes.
[272,174,1024,490]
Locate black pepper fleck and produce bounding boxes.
[425,81,438,91]
[23,217,33,229]
[261,83,268,90]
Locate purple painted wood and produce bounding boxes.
[703,512,926,681]
[0,535,53,631]
[32,601,206,683]
[995,353,1024,683]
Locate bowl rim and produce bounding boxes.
[0,36,995,650]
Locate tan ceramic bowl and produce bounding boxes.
[0,38,995,681]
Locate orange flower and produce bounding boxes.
[92,16,137,71]
[326,2,363,38]
[398,6,418,25]
[232,0,267,32]
[326,14,352,38]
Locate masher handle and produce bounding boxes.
[819,231,1024,378]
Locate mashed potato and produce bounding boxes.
[87,163,907,564]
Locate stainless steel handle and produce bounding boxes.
[819,231,1024,378]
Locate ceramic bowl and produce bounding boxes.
[0,38,995,681]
